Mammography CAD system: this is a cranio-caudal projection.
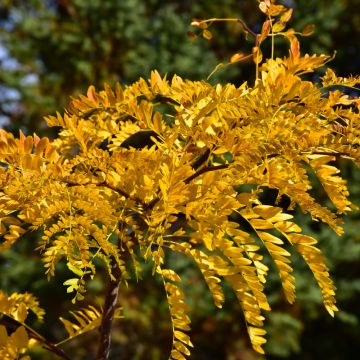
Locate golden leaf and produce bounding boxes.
[11,326,29,350]
[0,325,8,346]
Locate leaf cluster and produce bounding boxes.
[1,0,360,358]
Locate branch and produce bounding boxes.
[191,148,211,170]
[193,18,257,38]
[161,149,350,189]
[306,150,351,157]
[236,18,257,38]
[64,180,145,205]
[0,314,71,360]
[184,164,229,184]
[267,150,351,160]
[96,181,139,201]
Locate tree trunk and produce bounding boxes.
[96,258,122,360]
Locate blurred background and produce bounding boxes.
[1,0,360,359]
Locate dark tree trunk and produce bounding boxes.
[96,258,122,360]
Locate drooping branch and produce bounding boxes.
[0,314,72,360]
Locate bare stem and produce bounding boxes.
[195,18,257,38]
[184,164,229,184]
[255,34,260,81]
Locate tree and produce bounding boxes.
[2,0,358,135]
[1,1,360,359]
[0,0,231,134]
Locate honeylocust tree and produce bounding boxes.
[1,1,360,359]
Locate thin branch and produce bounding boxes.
[267,150,352,160]
[96,181,136,201]
[194,18,257,38]
[236,18,258,38]
[307,150,351,157]
[255,34,260,81]
[144,196,160,212]
[64,180,145,205]
[191,148,211,171]
[184,164,229,184]
[0,314,72,360]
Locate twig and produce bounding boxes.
[184,164,229,184]
[96,181,140,202]
[307,150,350,157]
[194,18,257,38]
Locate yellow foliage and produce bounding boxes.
[0,291,44,359]
[59,305,122,340]
[1,0,360,358]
